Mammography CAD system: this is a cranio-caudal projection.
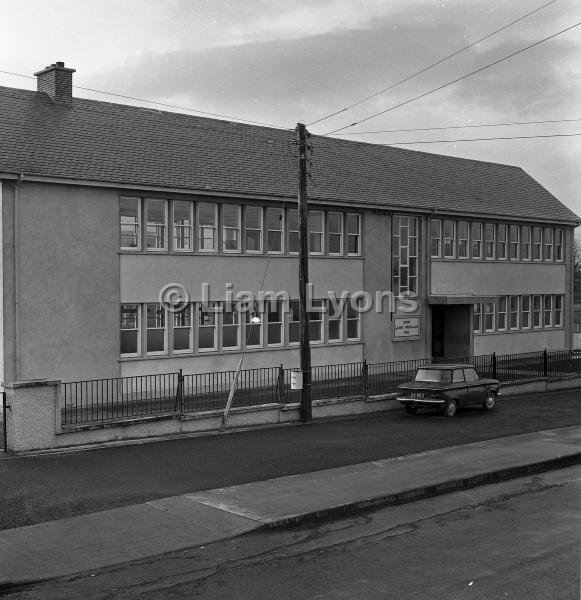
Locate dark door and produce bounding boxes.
[432,306,445,357]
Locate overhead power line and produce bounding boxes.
[384,132,581,145]
[0,69,285,130]
[334,117,581,135]
[325,21,581,135]
[307,0,558,127]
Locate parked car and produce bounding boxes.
[397,364,500,417]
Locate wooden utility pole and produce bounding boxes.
[297,122,312,421]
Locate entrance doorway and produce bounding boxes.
[431,304,471,358]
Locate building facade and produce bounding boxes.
[0,63,578,384]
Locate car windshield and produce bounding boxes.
[414,368,451,383]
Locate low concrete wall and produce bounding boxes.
[3,376,579,453]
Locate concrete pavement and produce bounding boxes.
[1,425,579,588]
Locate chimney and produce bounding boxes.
[34,61,76,104]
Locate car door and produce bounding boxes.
[464,367,485,405]
[451,369,467,404]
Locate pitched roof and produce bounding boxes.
[0,85,578,224]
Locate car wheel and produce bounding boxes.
[443,398,457,417]
[483,392,496,411]
[405,405,418,415]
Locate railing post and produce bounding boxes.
[174,369,184,414]
[276,364,285,404]
[492,352,497,380]
[361,359,368,397]
[543,348,548,378]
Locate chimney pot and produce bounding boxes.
[34,61,76,104]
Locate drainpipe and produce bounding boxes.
[13,173,24,381]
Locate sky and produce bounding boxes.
[1,0,580,235]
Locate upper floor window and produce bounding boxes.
[199,304,217,350]
[266,301,284,346]
[266,208,283,253]
[308,211,324,255]
[222,304,240,350]
[543,227,553,261]
[457,221,469,259]
[555,229,564,262]
[473,303,482,333]
[521,226,531,260]
[287,209,299,254]
[173,305,192,353]
[222,205,241,252]
[509,225,519,260]
[471,223,483,259]
[521,295,531,328]
[443,220,455,258]
[430,219,441,258]
[497,225,507,260]
[346,214,361,255]
[327,212,343,255]
[198,203,218,252]
[173,201,193,251]
[245,206,263,253]
[120,304,140,356]
[532,227,542,261]
[485,224,496,259]
[509,296,519,330]
[497,297,507,331]
[146,303,166,354]
[120,197,141,250]
[554,295,563,326]
[146,199,167,250]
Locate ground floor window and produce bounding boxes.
[146,303,166,354]
[120,304,140,356]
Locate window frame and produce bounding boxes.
[509,225,519,260]
[471,222,483,260]
[457,221,469,259]
[120,303,141,357]
[266,300,284,347]
[244,205,263,254]
[532,227,542,261]
[554,229,564,262]
[521,226,531,261]
[430,219,442,258]
[484,223,496,260]
[443,219,456,259]
[266,207,284,254]
[497,224,508,261]
[554,294,563,327]
[308,210,324,255]
[327,212,344,256]
[473,303,482,333]
[222,204,242,253]
[483,301,495,332]
[198,203,218,253]
[327,299,343,342]
[172,200,194,252]
[244,306,263,349]
[509,295,519,330]
[173,304,193,354]
[543,227,553,261]
[521,295,531,329]
[532,295,542,328]
[543,294,553,327]
[120,197,141,251]
[346,213,361,256]
[221,303,241,350]
[145,198,168,252]
[287,208,299,254]
[497,296,508,331]
[346,298,361,341]
[145,302,167,355]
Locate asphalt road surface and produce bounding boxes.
[4,467,578,599]
[0,390,579,530]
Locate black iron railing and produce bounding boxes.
[61,348,581,425]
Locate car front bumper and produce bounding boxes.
[397,397,446,405]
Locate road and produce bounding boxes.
[0,390,579,530]
[3,467,578,599]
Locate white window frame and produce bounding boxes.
[346,298,361,341]
[532,227,542,262]
[543,227,553,261]
[509,225,520,260]
[497,224,508,261]
[288,299,301,345]
[471,222,483,260]
[497,296,508,331]
[308,300,324,343]
[457,221,469,259]
[172,201,193,252]
[266,300,284,347]
[221,303,241,350]
[554,229,564,262]
[443,219,455,258]
[521,226,531,261]
[521,295,531,329]
[145,198,168,251]
[509,296,519,330]
[554,295,563,327]
[473,303,482,333]
[222,204,242,253]
[484,224,496,260]
[198,203,218,252]
[146,303,167,355]
[120,303,141,357]
[245,206,263,254]
[266,207,284,254]
[430,219,442,258]
[543,294,553,327]
[308,210,324,255]
[483,301,495,332]
[244,306,263,349]
[120,197,141,251]
[532,295,542,328]
[287,208,299,254]
[327,212,344,256]
[198,303,218,351]
[327,299,343,342]
[173,305,193,354]
[346,213,361,256]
